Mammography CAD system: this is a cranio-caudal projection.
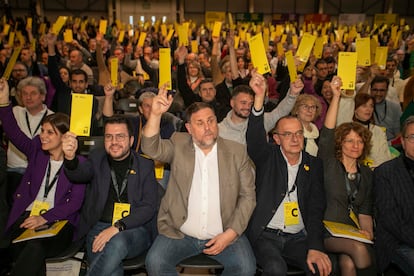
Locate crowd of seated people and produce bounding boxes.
[0,12,413,276]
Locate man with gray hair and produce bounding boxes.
[6,76,53,203]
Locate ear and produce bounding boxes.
[273,134,281,145]
[230,98,235,109]
[129,136,134,147]
[138,105,143,114]
[185,122,192,135]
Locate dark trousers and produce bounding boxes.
[8,212,74,276]
[253,229,316,276]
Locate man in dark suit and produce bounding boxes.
[374,116,414,275]
[63,116,158,276]
[246,70,331,276]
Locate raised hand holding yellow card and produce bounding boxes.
[296,33,316,62]
[313,37,324,59]
[26,18,32,29]
[212,21,222,37]
[356,37,371,66]
[99,19,107,35]
[138,32,147,48]
[112,203,130,224]
[159,48,172,90]
[110,58,118,87]
[52,16,67,34]
[191,40,198,54]
[63,29,73,43]
[286,51,298,83]
[178,24,189,46]
[249,33,270,75]
[375,47,388,69]
[337,52,357,90]
[2,24,10,35]
[70,94,93,136]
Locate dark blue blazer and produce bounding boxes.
[246,111,326,252]
[64,149,158,240]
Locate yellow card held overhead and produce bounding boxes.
[52,16,68,34]
[313,37,324,59]
[285,50,298,83]
[8,31,15,47]
[118,30,125,43]
[296,33,316,62]
[375,47,388,70]
[110,58,118,87]
[177,24,189,46]
[26,17,32,29]
[70,94,93,136]
[356,37,371,66]
[137,32,147,48]
[3,24,10,35]
[249,33,271,75]
[165,29,174,42]
[234,36,240,49]
[161,24,167,37]
[99,19,107,35]
[63,29,73,43]
[191,40,198,54]
[212,21,222,37]
[337,52,357,90]
[159,48,172,90]
[2,47,21,80]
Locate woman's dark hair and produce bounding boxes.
[42,113,70,135]
[353,93,375,124]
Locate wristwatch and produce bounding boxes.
[113,220,126,232]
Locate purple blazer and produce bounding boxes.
[0,105,86,233]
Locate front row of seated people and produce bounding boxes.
[0,71,414,275]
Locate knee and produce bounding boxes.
[225,258,256,276]
[260,260,287,276]
[340,255,356,274]
[103,234,128,256]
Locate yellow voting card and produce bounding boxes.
[178,24,189,46]
[296,33,316,62]
[161,24,167,37]
[118,30,125,43]
[234,36,240,49]
[393,31,401,49]
[249,33,270,75]
[391,25,398,42]
[166,29,174,42]
[356,37,371,66]
[375,47,388,70]
[286,51,298,83]
[112,203,130,225]
[138,32,147,48]
[16,31,25,45]
[277,43,285,56]
[8,31,15,47]
[159,48,172,90]
[335,29,344,42]
[63,29,73,43]
[228,12,234,29]
[263,29,270,50]
[70,94,93,136]
[30,200,50,216]
[212,21,222,37]
[110,58,118,87]
[3,24,10,35]
[191,40,198,54]
[239,29,246,41]
[52,16,67,34]
[26,18,32,29]
[313,37,324,59]
[13,220,68,243]
[337,52,357,90]
[99,19,107,35]
[2,47,21,80]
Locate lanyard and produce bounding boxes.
[374,101,387,123]
[25,110,48,137]
[44,161,62,199]
[342,166,361,211]
[110,156,133,202]
[287,182,297,201]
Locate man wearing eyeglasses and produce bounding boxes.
[374,116,414,275]
[369,75,401,142]
[246,71,331,276]
[62,116,158,276]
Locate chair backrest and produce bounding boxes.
[77,136,104,157]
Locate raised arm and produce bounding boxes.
[324,76,342,129]
[102,82,116,117]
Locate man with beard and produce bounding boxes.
[142,90,256,275]
[62,116,158,276]
[218,84,299,145]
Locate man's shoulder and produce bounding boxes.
[217,136,247,152]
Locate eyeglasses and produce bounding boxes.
[371,88,387,93]
[12,69,26,72]
[404,134,414,143]
[317,67,328,71]
[104,133,128,142]
[300,104,318,111]
[274,130,304,139]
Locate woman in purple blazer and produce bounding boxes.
[0,78,86,276]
